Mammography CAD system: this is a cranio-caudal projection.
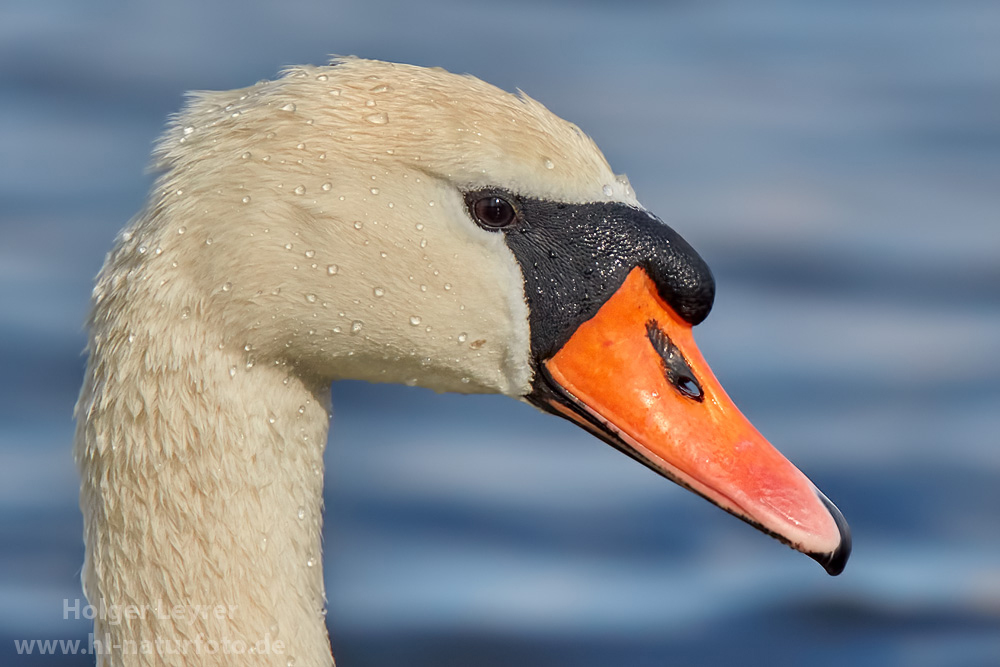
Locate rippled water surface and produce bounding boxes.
[2,1,998,665]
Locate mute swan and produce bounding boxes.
[75,57,849,666]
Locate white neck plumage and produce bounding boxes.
[77,302,334,666]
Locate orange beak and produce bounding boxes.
[539,267,850,574]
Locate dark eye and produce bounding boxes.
[468,194,518,230]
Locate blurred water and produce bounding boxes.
[2,1,998,665]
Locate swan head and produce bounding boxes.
[108,57,848,574]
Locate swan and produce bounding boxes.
[75,57,850,666]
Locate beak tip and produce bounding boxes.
[809,490,852,576]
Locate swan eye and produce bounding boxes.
[468,194,518,230]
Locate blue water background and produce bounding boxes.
[2,1,999,665]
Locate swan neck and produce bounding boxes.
[76,314,334,666]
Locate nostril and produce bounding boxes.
[645,319,704,402]
[674,375,702,400]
